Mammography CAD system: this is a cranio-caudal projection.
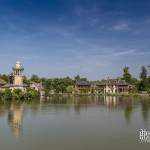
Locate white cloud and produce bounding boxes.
[113,49,135,56]
[112,23,129,31]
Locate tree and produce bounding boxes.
[63,77,74,86]
[122,67,132,83]
[139,66,148,91]
[140,66,147,81]
[2,89,12,101]
[0,74,8,82]
[30,75,40,83]
[66,85,74,93]
[42,78,53,95]
[23,76,30,86]
[12,89,24,100]
[25,88,39,99]
[53,78,66,93]
[74,75,81,81]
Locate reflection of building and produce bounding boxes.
[8,104,24,139]
[0,61,27,91]
[104,96,117,107]
[75,78,131,94]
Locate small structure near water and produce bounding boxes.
[30,81,45,97]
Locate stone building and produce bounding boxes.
[30,81,45,96]
[0,61,27,91]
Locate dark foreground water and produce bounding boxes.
[0,96,150,150]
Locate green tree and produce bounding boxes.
[53,78,66,93]
[66,85,74,93]
[0,74,8,82]
[2,89,12,101]
[122,67,132,83]
[139,66,148,91]
[74,75,81,81]
[42,78,53,96]
[25,88,39,99]
[23,76,30,86]
[12,89,24,100]
[30,75,40,83]
[140,66,147,81]
[63,77,74,85]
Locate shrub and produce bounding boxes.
[12,89,24,100]
[2,89,12,101]
[25,88,39,100]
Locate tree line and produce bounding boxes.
[0,65,150,95]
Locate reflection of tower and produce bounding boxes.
[12,61,24,86]
[8,104,24,139]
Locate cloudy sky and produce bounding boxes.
[0,0,150,79]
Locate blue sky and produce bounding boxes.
[0,0,150,79]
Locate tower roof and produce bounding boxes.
[13,61,24,70]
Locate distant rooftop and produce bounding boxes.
[0,78,7,85]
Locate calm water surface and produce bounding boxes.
[0,96,150,150]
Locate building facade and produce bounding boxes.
[30,81,45,96]
[75,79,131,94]
[0,61,27,91]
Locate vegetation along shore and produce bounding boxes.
[0,62,150,101]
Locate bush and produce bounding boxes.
[0,88,40,101]
[12,89,24,100]
[66,86,74,93]
[24,88,39,100]
[2,89,12,101]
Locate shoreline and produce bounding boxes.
[47,93,150,97]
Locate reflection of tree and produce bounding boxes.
[74,103,81,115]
[73,96,89,114]
[124,103,132,124]
[0,101,11,117]
[141,99,150,123]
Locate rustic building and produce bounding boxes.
[75,79,131,94]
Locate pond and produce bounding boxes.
[0,96,150,150]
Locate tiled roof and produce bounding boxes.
[76,80,91,86]
[76,79,129,86]
[30,82,44,90]
[0,78,7,85]
[1,84,27,88]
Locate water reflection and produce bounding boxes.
[0,96,150,139]
[8,103,24,139]
[140,99,150,123]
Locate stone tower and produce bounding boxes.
[12,61,24,86]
